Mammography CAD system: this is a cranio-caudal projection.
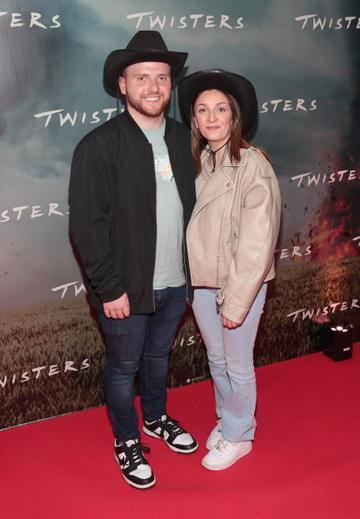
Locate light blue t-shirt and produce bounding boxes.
[142,121,185,289]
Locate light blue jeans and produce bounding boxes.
[193,284,267,442]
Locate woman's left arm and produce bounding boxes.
[220,153,281,326]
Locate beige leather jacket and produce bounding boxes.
[187,146,281,324]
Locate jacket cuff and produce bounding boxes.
[221,302,249,326]
[99,285,126,304]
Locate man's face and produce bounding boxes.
[119,62,171,121]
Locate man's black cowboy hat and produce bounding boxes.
[103,30,188,97]
[178,69,258,140]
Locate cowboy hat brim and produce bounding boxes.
[178,69,258,139]
[103,49,188,98]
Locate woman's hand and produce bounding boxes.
[221,314,240,329]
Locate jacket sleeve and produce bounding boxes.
[219,155,281,324]
[68,138,126,303]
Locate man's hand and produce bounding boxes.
[221,314,240,330]
[103,293,130,319]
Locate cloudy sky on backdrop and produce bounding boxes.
[0,0,357,309]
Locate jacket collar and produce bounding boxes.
[201,147,249,168]
[199,148,249,184]
[122,108,174,139]
[193,152,236,217]
[220,148,250,168]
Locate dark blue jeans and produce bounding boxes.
[98,285,186,442]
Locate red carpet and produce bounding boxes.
[1,344,359,519]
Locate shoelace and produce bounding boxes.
[123,442,150,468]
[162,417,185,436]
[215,438,229,452]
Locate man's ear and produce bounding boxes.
[118,76,126,96]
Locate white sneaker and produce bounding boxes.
[206,419,223,450]
[202,438,252,471]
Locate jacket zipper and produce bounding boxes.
[164,124,189,302]
[182,237,190,303]
[189,181,233,223]
[148,141,156,312]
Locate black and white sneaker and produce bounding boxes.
[143,415,198,454]
[114,439,156,489]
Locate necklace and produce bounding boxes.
[205,139,230,172]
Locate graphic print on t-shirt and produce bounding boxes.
[154,155,174,182]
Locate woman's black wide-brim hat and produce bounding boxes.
[104,30,188,98]
[178,69,258,139]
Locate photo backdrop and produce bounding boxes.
[1,0,359,429]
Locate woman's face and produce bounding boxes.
[193,89,233,150]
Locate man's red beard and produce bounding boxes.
[126,92,170,118]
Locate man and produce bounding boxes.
[69,31,197,490]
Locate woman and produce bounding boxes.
[178,70,281,471]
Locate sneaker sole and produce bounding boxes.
[142,426,199,454]
[114,452,156,489]
[202,443,253,471]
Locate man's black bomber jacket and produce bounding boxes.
[69,110,196,313]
